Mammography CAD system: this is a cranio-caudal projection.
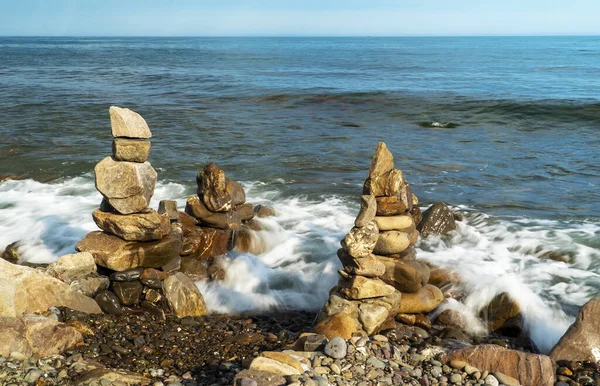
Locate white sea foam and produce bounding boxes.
[0,176,599,352]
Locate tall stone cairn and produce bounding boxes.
[76,106,206,318]
[315,142,443,339]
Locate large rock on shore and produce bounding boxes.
[314,312,364,340]
[550,297,600,363]
[373,230,412,255]
[45,252,96,284]
[109,106,152,139]
[418,202,457,237]
[197,163,233,212]
[368,142,394,178]
[337,249,385,278]
[92,209,171,241]
[0,258,101,317]
[112,138,151,163]
[359,291,402,335]
[76,231,182,271]
[95,157,157,215]
[162,273,207,318]
[0,314,83,357]
[185,196,242,229]
[180,225,235,260]
[355,195,377,227]
[444,344,556,386]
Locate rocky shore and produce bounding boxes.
[0,107,599,386]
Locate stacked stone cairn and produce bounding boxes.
[315,142,444,338]
[76,106,206,318]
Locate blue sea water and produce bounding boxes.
[0,37,599,350]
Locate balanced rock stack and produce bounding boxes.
[181,163,255,277]
[315,142,443,339]
[77,106,205,318]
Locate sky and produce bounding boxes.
[0,0,599,36]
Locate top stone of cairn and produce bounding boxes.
[368,142,394,178]
[109,106,152,139]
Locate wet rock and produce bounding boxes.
[409,205,423,228]
[0,258,101,317]
[550,297,600,363]
[180,225,234,260]
[208,255,227,281]
[112,138,151,163]
[1,241,21,263]
[340,221,379,259]
[0,314,83,357]
[339,275,396,300]
[197,163,233,212]
[76,231,182,271]
[368,142,394,178]
[109,106,152,139]
[162,272,207,318]
[398,284,444,314]
[254,205,276,218]
[444,344,555,386]
[375,195,413,216]
[112,281,143,306]
[185,196,235,229]
[69,274,110,298]
[378,257,430,293]
[355,195,377,228]
[94,156,157,215]
[363,169,405,197]
[110,267,144,282]
[338,249,385,278]
[145,288,162,303]
[235,225,270,255]
[180,256,209,281]
[314,313,364,340]
[92,208,171,241]
[435,309,468,330]
[373,230,412,255]
[428,268,461,288]
[95,291,123,315]
[324,336,347,359]
[417,202,457,237]
[158,199,179,221]
[481,292,522,334]
[45,252,96,283]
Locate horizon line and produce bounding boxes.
[1,34,599,38]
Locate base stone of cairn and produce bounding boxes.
[77,106,206,318]
[315,142,443,339]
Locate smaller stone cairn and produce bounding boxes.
[77,106,206,318]
[315,142,443,338]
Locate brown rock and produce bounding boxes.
[0,258,101,317]
[162,272,207,318]
[550,297,600,363]
[481,293,522,334]
[355,195,377,227]
[414,313,432,330]
[368,142,394,178]
[429,268,461,288]
[374,215,414,232]
[314,312,364,340]
[208,256,227,281]
[45,252,96,284]
[418,202,457,237]
[69,274,110,298]
[94,157,157,215]
[409,205,423,227]
[140,268,168,281]
[319,292,360,321]
[76,231,182,271]
[381,245,417,260]
[254,205,276,218]
[340,221,379,258]
[373,230,411,255]
[444,344,556,386]
[378,257,430,293]
[234,369,286,386]
[398,284,444,314]
[197,163,232,212]
[396,313,416,326]
[109,106,152,139]
[180,225,234,260]
[1,241,20,263]
[180,256,209,281]
[363,169,406,197]
[435,309,468,330]
[250,356,301,375]
[77,368,150,385]
[158,200,179,221]
[112,138,151,163]
[229,179,246,206]
[0,314,83,357]
[185,196,232,229]
[92,209,171,241]
[112,281,143,306]
[358,291,402,335]
[234,225,269,255]
[340,275,396,300]
[376,194,413,216]
[235,203,255,222]
[337,249,385,278]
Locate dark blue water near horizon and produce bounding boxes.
[1,36,600,221]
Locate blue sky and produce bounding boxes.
[0,0,599,36]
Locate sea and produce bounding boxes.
[1,36,599,353]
